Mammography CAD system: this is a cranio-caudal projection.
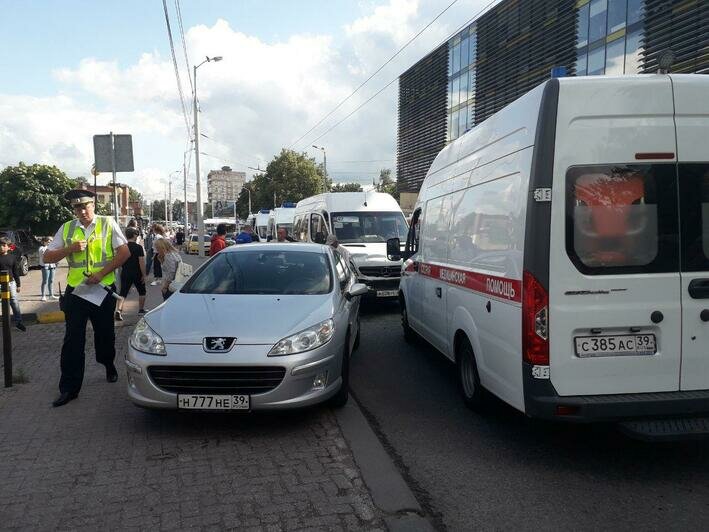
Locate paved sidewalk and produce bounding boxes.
[0,319,386,530]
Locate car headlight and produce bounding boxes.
[268,319,334,356]
[130,318,166,355]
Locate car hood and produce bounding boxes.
[145,292,335,345]
[342,242,402,267]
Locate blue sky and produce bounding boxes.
[0,0,488,200]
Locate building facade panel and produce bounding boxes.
[397,0,707,195]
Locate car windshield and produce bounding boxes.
[182,249,333,295]
[331,211,408,243]
[191,235,210,242]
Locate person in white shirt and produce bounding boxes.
[38,237,59,300]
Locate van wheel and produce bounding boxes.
[19,256,29,276]
[401,301,416,343]
[330,336,350,408]
[457,338,486,412]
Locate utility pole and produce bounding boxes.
[111,131,119,223]
[168,180,172,226]
[183,152,189,234]
[194,67,204,256]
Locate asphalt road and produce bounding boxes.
[350,300,709,531]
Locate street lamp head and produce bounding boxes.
[210,56,223,62]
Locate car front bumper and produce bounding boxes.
[125,340,345,410]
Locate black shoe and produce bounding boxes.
[52,392,78,407]
[106,364,118,383]
[114,311,123,321]
[15,322,26,332]
[138,308,147,314]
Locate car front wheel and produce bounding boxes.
[329,335,350,408]
[19,255,29,276]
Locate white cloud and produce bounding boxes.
[0,0,494,202]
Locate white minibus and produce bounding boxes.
[389,74,709,438]
[294,192,408,298]
[267,203,296,240]
[254,209,270,241]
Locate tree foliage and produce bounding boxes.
[236,149,328,218]
[0,163,76,234]
[378,168,399,200]
[331,182,363,192]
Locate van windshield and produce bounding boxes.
[331,211,408,243]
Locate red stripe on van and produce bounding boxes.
[635,152,675,160]
[416,262,522,303]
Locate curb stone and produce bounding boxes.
[334,397,435,531]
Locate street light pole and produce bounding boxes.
[193,55,223,257]
[312,145,327,191]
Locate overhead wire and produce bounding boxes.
[298,0,501,149]
[174,0,194,96]
[288,0,461,151]
[162,0,191,137]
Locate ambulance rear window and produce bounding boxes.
[566,164,678,275]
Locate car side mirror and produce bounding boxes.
[386,238,402,261]
[345,282,369,301]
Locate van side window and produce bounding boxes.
[566,164,679,274]
[448,175,523,274]
[421,195,454,262]
[405,208,421,255]
[678,163,709,272]
[293,217,303,241]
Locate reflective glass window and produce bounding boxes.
[576,52,588,76]
[589,0,608,43]
[577,3,590,48]
[451,109,460,140]
[469,29,477,65]
[459,73,468,104]
[447,80,453,109]
[460,37,470,69]
[588,45,606,75]
[452,76,460,107]
[607,0,627,33]
[566,164,679,275]
[625,29,643,73]
[459,105,467,135]
[422,195,454,263]
[447,113,453,141]
[678,164,709,271]
[605,37,625,75]
[468,70,476,100]
[452,42,461,73]
[448,43,455,73]
[467,105,475,130]
[628,0,644,25]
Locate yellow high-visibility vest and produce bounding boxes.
[62,216,115,287]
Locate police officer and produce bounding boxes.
[43,190,130,407]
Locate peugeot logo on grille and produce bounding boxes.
[203,337,236,353]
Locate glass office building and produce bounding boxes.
[397,0,708,195]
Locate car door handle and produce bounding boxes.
[688,279,709,299]
[435,287,442,298]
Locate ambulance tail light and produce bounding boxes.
[523,270,549,365]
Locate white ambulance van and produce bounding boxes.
[267,203,296,240]
[389,75,709,438]
[294,192,408,298]
[254,209,271,241]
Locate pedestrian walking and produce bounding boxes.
[144,228,154,276]
[0,236,26,331]
[114,227,146,320]
[209,223,228,255]
[43,189,130,407]
[235,225,259,244]
[39,237,59,300]
[155,238,182,301]
[150,224,165,286]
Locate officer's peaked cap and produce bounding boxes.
[64,189,96,206]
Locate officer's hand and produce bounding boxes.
[86,273,103,285]
[69,240,87,253]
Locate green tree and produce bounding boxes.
[150,200,167,222]
[378,168,399,200]
[129,186,143,204]
[236,182,258,219]
[0,163,76,234]
[331,182,363,192]
[236,149,329,219]
[95,202,112,216]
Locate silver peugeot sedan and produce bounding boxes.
[125,243,367,411]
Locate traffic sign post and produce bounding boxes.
[93,133,134,223]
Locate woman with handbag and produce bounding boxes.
[155,238,182,301]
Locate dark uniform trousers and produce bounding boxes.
[59,284,117,394]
